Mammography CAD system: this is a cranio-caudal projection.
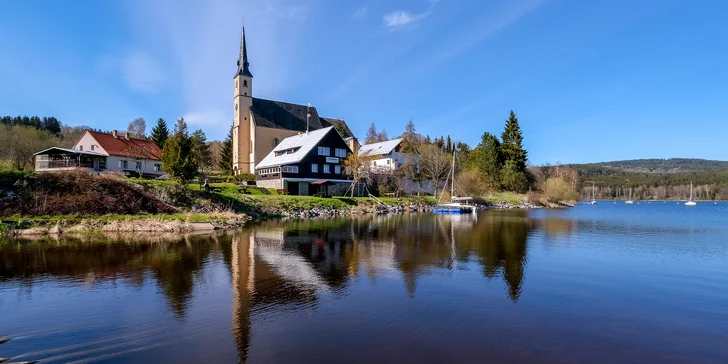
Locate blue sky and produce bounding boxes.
[1,0,727,164]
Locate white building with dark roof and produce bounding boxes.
[255,127,353,196]
[232,27,357,175]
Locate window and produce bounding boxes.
[79,145,83,151]
[243,80,248,87]
[323,164,330,174]
[318,146,330,156]
[335,148,347,157]
[91,145,95,151]
[119,160,128,169]
[136,161,142,170]
[335,165,341,174]
[235,104,238,111]
[154,164,161,172]
[273,138,279,147]
[282,166,298,173]
[311,163,318,173]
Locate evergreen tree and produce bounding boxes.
[191,129,213,173]
[469,132,503,188]
[219,125,234,173]
[333,120,350,138]
[162,118,198,181]
[500,160,529,193]
[365,123,378,144]
[446,136,452,154]
[41,117,62,136]
[150,118,170,148]
[500,110,528,171]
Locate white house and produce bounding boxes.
[358,138,418,172]
[34,130,164,177]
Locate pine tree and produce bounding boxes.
[446,136,452,154]
[191,129,213,173]
[500,110,527,172]
[150,118,170,148]
[162,118,198,181]
[219,125,234,173]
[365,123,378,144]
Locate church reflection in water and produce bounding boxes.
[0,211,577,362]
[227,211,578,361]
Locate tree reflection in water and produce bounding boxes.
[0,212,576,363]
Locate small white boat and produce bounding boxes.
[685,182,696,206]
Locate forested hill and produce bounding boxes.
[572,158,728,173]
[569,158,728,200]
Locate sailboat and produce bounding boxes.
[625,188,634,204]
[434,150,474,214]
[685,182,696,206]
[589,182,598,205]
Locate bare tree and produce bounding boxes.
[0,125,61,170]
[124,142,156,177]
[127,118,147,138]
[418,144,451,196]
[343,153,374,197]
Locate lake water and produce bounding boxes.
[1,203,727,363]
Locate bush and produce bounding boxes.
[542,177,578,203]
[226,173,255,183]
[455,169,489,196]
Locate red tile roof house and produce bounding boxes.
[34,130,165,178]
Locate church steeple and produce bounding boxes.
[236,27,253,78]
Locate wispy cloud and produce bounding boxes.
[121,0,309,139]
[383,0,440,30]
[383,11,428,29]
[121,51,163,94]
[354,6,368,20]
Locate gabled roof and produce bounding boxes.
[256,127,335,169]
[251,98,353,135]
[34,147,106,157]
[359,138,404,157]
[87,130,163,160]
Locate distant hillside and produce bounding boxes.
[572,158,728,174]
[569,158,728,200]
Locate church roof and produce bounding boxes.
[251,98,353,137]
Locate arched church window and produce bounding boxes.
[235,104,238,111]
[243,80,248,87]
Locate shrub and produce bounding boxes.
[542,177,578,203]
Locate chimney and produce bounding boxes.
[112,130,118,138]
[347,137,360,154]
[124,132,130,140]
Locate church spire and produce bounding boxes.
[236,27,253,78]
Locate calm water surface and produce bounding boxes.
[1,204,727,363]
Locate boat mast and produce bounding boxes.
[451,149,456,200]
